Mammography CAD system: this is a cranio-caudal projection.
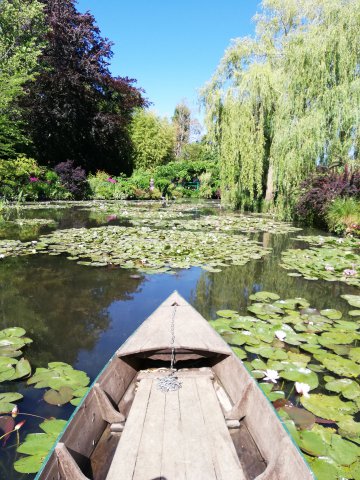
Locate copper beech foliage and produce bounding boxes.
[22,0,148,175]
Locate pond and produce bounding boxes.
[0,201,359,479]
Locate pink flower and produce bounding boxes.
[263,370,279,383]
[325,265,334,271]
[295,382,311,398]
[107,214,117,222]
[11,406,18,418]
[107,177,117,184]
[29,177,39,182]
[14,420,26,430]
[343,269,357,276]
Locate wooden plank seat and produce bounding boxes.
[106,372,247,480]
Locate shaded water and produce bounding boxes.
[0,203,358,479]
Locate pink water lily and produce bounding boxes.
[29,177,39,182]
[295,382,311,398]
[275,330,286,341]
[263,369,279,383]
[11,406,18,418]
[343,269,357,276]
[325,265,334,271]
[107,177,117,184]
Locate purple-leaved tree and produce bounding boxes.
[22,0,148,174]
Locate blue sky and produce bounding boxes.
[76,0,260,120]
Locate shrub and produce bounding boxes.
[326,198,360,236]
[296,167,360,227]
[54,160,89,199]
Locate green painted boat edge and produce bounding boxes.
[33,291,317,479]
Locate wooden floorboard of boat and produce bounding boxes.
[106,372,247,480]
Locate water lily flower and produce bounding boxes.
[11,406,18,418]
[325,265,334,271]
[337,238,344,244]
[14,420,26,430]
[0,254,4,259]
[343,269,357,276]
[29,177,39,182]
[263,369,279,383]
[275,330,286,341]
[295,382,311,398]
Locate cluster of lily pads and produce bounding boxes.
[0,325,90,474]
[14,419,67,474]
[281,235,359,287]
[210,291,360,479]
[27,362,90,407]
[0,225,271,274]
[0,328,32,412]
[1,219,56,227]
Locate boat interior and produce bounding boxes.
[37,294,312,480]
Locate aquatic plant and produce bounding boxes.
[214,291,360,478]
[281,235,359,287]
[14,419,67,474]
[28,362,90,406]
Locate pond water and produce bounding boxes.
[0,201,358,479]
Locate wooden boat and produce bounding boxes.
[36,291,314,480]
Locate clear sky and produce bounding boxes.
[76,0,260,120]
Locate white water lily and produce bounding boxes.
[263,369,279,383]
[275,330,286,341]
[295,382,311,398]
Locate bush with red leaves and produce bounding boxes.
[54,160,88,199]
[295,166,360,226]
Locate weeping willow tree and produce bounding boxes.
[201,0,360,217]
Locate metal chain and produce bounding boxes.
[157,304,182,393]
[170,304,176,371]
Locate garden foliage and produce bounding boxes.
[0,0,46,158]
[130,109,175,170]
[296,167,360,231]
[201,0,360,217]
[21,0,147,174]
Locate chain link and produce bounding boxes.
[157,303,182,393]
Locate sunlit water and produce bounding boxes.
[0,203,358,479]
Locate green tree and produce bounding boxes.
[173,102,191,157]
[0,0,46,158]
[201,0,360,218]
[130,109,175,170]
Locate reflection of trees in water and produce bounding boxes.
[191,233,358,321]
[0,255,143,367]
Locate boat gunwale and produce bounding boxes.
[34,290,316,480]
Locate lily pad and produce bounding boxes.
[280,367,319,390]
[325,379,360,400]
[249,292,280,302]
[0,392,23,413]
[320,309,342,320]
[28,362,89,405]
[14,419,67,474]
[44,386,74,406]
[314,353,360,378]
[300,394,357,421]
[341,295,360,308]
[216,310,239,318]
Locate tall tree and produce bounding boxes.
[0,0,46,158]
[130,109,175,170]
[172,102,191,158]
[22,0,147,174]
[201,0,360,217]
